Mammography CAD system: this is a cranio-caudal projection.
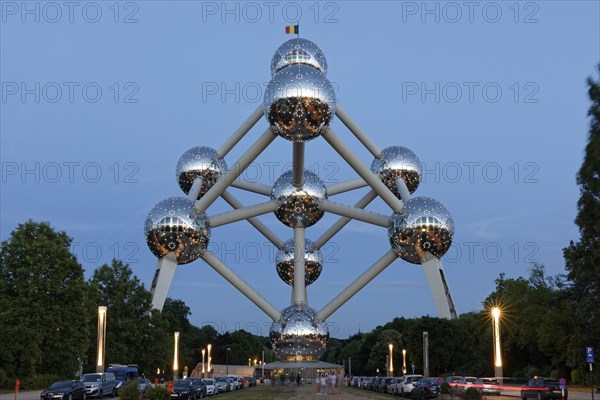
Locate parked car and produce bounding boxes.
[136,378,152,393]
[445,376,463,393]
[458,377,479,393]
[521,378,567,400]
[170,380,197,400]
[41,380,87,400]
[214,377,232,392]
[106,365,139,391]
[244,377,256,387]
[226,376,242,390]
[386,378,399,395]
[81,373,117,398]
[188,378,207,398]
[201,379,218,396]
[377,378,394,394]
[396,375,424,396]
[411,378,441,400]
[476,378,501,396]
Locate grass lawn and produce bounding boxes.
[214,385,297,399]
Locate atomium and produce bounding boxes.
[144,197,210,265]
[371,146,422,198]
[388,197,454,264]
[264,64,336,142]
[271,169,327,228]
[276,238,323,286]
[270,38,328,75]
[269,305,329,361]
[176,146,226,200]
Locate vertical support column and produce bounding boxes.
[421,254,458,319]
[292,224,307,306]
[292,142,305,187]
[150,254,178,311]
[423,331,429,377]
[173,332,180,379]
[96,306,107,373]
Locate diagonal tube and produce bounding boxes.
[218,105,264,158]
[230,180,272,196]
[221,191,284,249]
[317,250,398,321]
[314,190,378,249]
[208,200,280,228]
[421,253,458,319]
[322,128,404,212]
[319,200,389,227]
[335,104,381,158]
[327,178,368,195]
[395,177,412,203]
[200,250,281,321]
[186,178,203,201]
[150,253,178,311]
[196,128,277,212]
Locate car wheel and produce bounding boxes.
[112,388,117,398]
[537,392,542,400]
[83,392,87,400]
[99,391,103,399]
[68,394,73,400]
[521,393,527,400]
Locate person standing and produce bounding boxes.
[329,372,337,395]
[320,373,327,395]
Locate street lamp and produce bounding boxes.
[491,307,503,383]
[389,344,394,376]
[173,332,180,379]
[96,306,107,373]
[207,344,212,375]
[248,358,251,366]
[226,348,231,375]
[201,349,206,378]
[402,349,407,375]
[386,355,390,378]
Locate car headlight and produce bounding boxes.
[116,383,122,388]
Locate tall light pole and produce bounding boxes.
[348,357,352,376]
[402,349,407,375]
[261,350,265,381]
[207,344,212,376]
[96,306,107,373]
[386,355,390,378]
[201,349,206,378]
[226,348,231,375]
[491,307,503,383]
[173,332,180,379]
[389,344,394,377]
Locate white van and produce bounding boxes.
[81,372,117,398]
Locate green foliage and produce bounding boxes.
[146,385,169,400]
[464,387,481,400]
[20,374,63,390]
[119,381,140,400]
[0,221,88,380]
[571,369,581,384]
[440,382,451,394]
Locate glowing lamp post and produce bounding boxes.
[202,349,206,378]
[491,307,503,383]
[207,344,212,376]
[389,344,394,376]
[96,306,107,373]
[173,332,180,379]
[402,349,407,375]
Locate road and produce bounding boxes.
[0,393,120,400]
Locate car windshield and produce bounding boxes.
[204,380,214,385]
[423,378,437,385]
[111,372,126,380]
[82,375,101,383]
[215,377,226,382]
[174,381,189,389]
[409,377,421,382]
[483,379,498,384]
[137,378,146,383]
[49,381,72,389]
[466,378,477,383]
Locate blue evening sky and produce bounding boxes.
[1,1,599,338]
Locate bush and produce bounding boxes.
[20,374,63,390]
[464,387,481,400]
[571,369,581,384]
[146,385,169,400]
[0,369,10,390]
[118,382,140,400]
[441,382,452,394]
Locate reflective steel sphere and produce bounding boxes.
[270,305,329,361]
[271,170,327,227]
[176,146,227,200]
[371,146,422,198]
[144,197,210,265]
[276,238,323,286]
[264,64,336,142]
[270,38,328,75]
[388,197,454,264]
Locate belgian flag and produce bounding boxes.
[285,25,299,34]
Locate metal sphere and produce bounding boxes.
[144,197,210,265]
[371,146,422,198]
[264,64,336,142]
[269,305,329,362]
[176,146,226,200]
[270,38,328,75]
[271,170,327,228]
[388,197,454,264]
[275,238,323,286]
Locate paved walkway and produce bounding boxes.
[288,384,390,399]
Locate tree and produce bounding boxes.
[367,329,403,374]
[0,221,88,379]
[563,66,600,369]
